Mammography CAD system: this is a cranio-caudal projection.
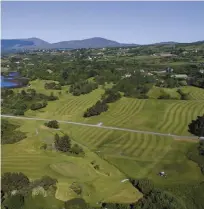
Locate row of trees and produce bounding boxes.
[84,100,108,117]
[30,101,47,110]
[83,88,121,117]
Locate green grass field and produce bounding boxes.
[2,79,204,205]
[19,80,204,136]
[1,120,142,205]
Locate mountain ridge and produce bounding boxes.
[1,37,204,51]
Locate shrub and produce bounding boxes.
[70,144,84,155]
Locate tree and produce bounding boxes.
[54,134,71,152]
[188,115,204,137]
[45,120,59,129]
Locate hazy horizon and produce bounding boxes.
[2,1,204,44]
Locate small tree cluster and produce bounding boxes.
[45,82,61,90]
[44,120,59,129]
[54,134,71,152]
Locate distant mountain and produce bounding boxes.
[1,38,50,50]
[1,37,138,51]
[153,41,178,45]
[1,37,204,51]
[51,37,138,49]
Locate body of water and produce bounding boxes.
[1,72,22,88]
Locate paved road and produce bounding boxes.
[1,114,199,140]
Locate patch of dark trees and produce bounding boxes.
[1,119,26,144]
[1,172,58,209]
[1,88,58,115]
[187,116,204,173]
[188,115,204,137]
[113,72,154,99]
[69,80,98,96]
[54,133,84,155]
[44,82,62,90]
[83,88,121,117]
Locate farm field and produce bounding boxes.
[19,80,204,136]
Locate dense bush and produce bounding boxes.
[84,100,108,117]
[188,115,204,136]
[45,120,59,129]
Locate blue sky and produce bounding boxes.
[2,1,204,44]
